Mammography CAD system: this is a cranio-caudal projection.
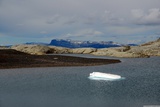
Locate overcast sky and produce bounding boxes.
[0,0,160,45]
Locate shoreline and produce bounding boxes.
[0,49,121,69]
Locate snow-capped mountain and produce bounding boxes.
[49,39,124,48]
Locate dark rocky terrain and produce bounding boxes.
[0,49,121,69]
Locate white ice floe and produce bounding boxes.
[88,72,122,81]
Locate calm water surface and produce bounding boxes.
[0,55,160,107]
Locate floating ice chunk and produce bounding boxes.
[89,72,121,81]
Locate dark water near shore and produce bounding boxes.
[0,55,160,107]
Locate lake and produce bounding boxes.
[0,55,160,107]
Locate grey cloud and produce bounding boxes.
[84,11,125,26]
[64,20,76,25]
[63,29,104,39]
[84,12,99,25]
[155,32,160,34]
[102,17,125,25]
[84,17,97,25]
[100,10,125,25]
[1,0,160,44]
[0,0,2,5]
[132,8,160,25]
[63,16,78,25]
[46,15,60,24]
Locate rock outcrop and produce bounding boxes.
[11,45,72,55]
[91,39,160,57]
[91,47,149,58]
[128,39,160,56]
[72,48,97,54]
[11,45,52,55]
[0,46,10,49]
[49,46,72,54]
[10,39,160,58]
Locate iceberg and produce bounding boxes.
[88,72,121,81]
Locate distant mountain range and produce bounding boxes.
[10,38,160,57]
[25,42,48,45]
[49,39,137,48]
[24,39,137,48]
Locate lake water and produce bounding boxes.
[0,55,160,107]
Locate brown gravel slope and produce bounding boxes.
[0,49,121,69]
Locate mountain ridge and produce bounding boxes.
[49,39,137,48]
[9,38,160,57]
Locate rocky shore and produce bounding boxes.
[9,39,160,58]
[0,49,121,69]
[1,39,159,69]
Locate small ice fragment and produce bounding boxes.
[89,72,121,80]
